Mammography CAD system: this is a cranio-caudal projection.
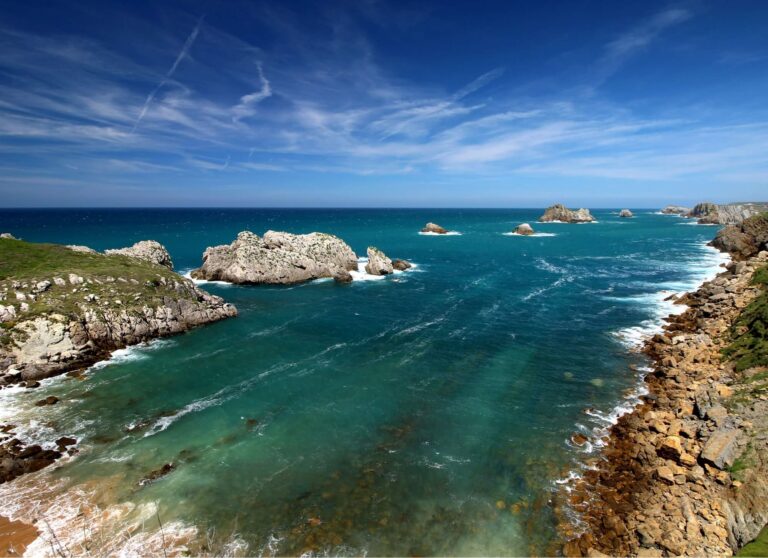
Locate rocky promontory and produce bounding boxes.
[191,230,359,285]
[0,237,237,387]
[539,204,595,223]
[680,202,768,225]
[562,214,768,556]
[712,213,768,261]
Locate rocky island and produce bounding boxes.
[661,205,690,215]
[420,222,452,234]
[619,209,634,218]
[563,213,768,557]
[514,223,535,235]
[192,230,412,285]
[539,204,595,223]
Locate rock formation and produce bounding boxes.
[0,233,16,239]
[619,209,633,218]
[191,231,358,285]
[0,239,237,387]
[717,203,768,225]
[514,223,535,235]
[365,247,394,275]
[392,259,412,271]
[66,245,97,254]
[105,240,174,270]
[421,222,449,234]
[687,202,720,224]
[711,213,768,260]
[661,205,690,215]
[538,204,595,223]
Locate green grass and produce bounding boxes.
[724,264,768,372]
[0,238,194,324]
[738,525,768,557]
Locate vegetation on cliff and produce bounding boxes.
[724,264,768,371]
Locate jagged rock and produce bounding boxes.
[700,428,741,470]
[192,231,358,285]
[661,205,690,215]
[421,222,449,234]
[655,465,676,484]
[712,213,768,260]
[333,270,353,284]
[105,240,174,270]
[392,259,412,271]
[538,204,595,223]
[33,280,51,294]
[66,245,97,254]
[514,223,535,235]
[717,202,768,225]
[365,247,394,276]
[688,202,720,224]
[619,209,633,218]
[657,435,684,461]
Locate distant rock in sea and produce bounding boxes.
[514,223,535,235]
[619,209,633,218]
[392,259,412,271]
[660,205,690,215]
[192,230,359,285]
[105,240,174,270]
[365,247,394,276]
[538,204,595,223]
[421,222,449,234]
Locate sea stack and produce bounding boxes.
[514,223,535,235]
[538,204,595,223]
[365,247,394,275]
[191,230,359,285]
[421,222,449,234]
[619,209,633,218]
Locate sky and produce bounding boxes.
[1,0,767,207]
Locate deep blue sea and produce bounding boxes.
[0,209,728,555]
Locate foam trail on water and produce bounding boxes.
[418,231,462,236]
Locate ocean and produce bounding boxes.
[0,208,728,555]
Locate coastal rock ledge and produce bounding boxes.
[539,204,595,223]
[191,230,359,285]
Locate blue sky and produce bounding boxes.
[1,0,767,207]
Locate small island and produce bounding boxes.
[539,204,595,223]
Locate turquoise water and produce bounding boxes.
[0,209,727,555]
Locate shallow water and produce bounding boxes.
[0,209,727,555]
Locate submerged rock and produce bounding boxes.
[421,222,449,234]
[514,223,535,235]
[619,209,633,218]
[538,204,595,223]
[105,240,174,270]
[365,247,394,276]
[192,230,358,285]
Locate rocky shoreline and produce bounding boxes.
[561,244,768,556]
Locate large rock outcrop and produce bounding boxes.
[539,204,595,223]
[711,213,768,260]
[365,247,394,276]
[687,202,720,224]
[717,203,768,225]
[191,231,358,285]
[619,209,633,218]
[0,238,237,386]
[514,223,535,235]
[105,240,174,270]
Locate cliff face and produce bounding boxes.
[712,213,768,260]
[0,238,237,386]
[717,203,768,225]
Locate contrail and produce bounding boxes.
[132,16,203,132]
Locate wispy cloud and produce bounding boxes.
[133,17,203,131]
[231,62,272,121]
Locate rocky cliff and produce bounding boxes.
[0,238,237,387]
[685,203,768,225]
[712,213,768,260]
[539,204,595,223]
[562,222,768,557]
[191,230,359,285]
